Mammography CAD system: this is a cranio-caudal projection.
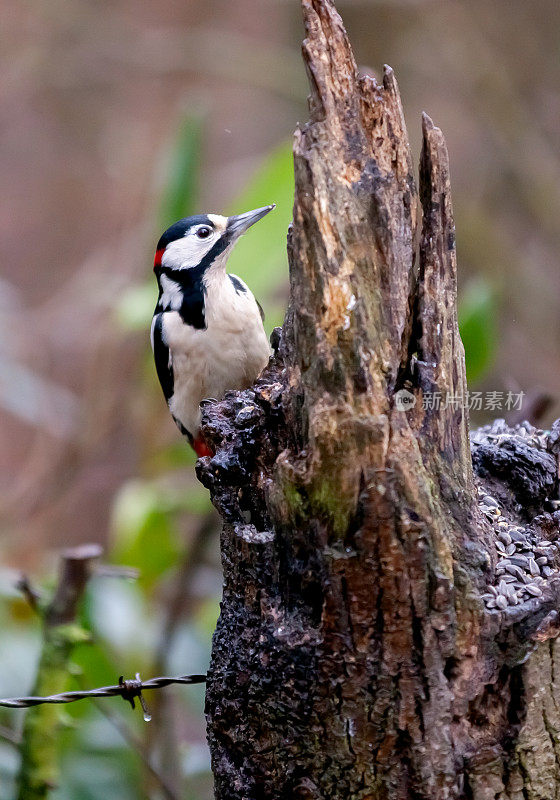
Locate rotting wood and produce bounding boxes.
[198,2,560,797]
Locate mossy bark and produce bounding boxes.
[198,1,560,797]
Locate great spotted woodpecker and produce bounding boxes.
[151,205,274,457]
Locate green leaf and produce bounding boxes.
[159,113,204,228]
[226,141,292,324]
[109,480,181,585]
[458,277,497,385]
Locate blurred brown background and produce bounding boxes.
[1,1,559,797]
[2,0,560,562]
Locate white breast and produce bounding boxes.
[162,272,271,437]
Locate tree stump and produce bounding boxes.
[197,1,560,797]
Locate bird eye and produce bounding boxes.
[196,226,212,239]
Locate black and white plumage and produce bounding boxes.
[151,206,274,456]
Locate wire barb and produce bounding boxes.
[119,673,143,710]
[0,673,207,710]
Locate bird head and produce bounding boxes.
[153,205,275,275]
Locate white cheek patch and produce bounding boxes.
[159,274,183,310]
[161,236,216,270]
[161,216,228,270]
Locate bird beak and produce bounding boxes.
[227,204,275,239]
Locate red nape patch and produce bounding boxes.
[153,248,165,269]
[193,437,213,458]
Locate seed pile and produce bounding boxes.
[471,418,552,453]
[478,484,560,610]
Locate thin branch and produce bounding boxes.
[156,512,216,665]
[148,511,216,798]
[17,544,103,800]
[0,724,21,747]
[88,693,182,800]
[93,564,141,580]
[15,575,42,612]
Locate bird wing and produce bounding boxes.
[229,273,265,321]
[151,313,174,403]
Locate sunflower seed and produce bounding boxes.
[526,584,542,597]
[506,585,517,601]
[528,558,540,577]
[505,564,524,580]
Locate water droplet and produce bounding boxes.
[143,712,152,723]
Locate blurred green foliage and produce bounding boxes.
[459,277,498,385]
[225,141,293,327]
[158,114,204,228]
[110,479,208,588]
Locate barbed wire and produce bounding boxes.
[0,672,207,712]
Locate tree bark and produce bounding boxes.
[198,1,560,797]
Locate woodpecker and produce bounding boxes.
[151,205,275,457]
